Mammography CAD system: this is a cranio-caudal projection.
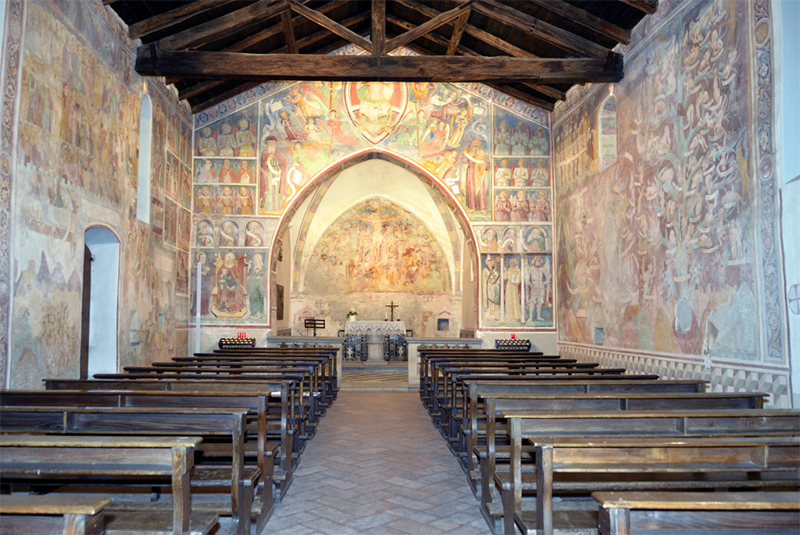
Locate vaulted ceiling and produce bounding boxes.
[107,0,656,114]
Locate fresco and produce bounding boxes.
[478,222,554,328]
[191,77,555,328]
[190,249,269,322]
[555,0,760,360]
[195,108,258,158]
[304,198,450,294]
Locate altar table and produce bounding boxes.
[345,321,406,363]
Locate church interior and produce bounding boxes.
[0,0,799,533]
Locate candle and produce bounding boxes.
[385,310,388,320]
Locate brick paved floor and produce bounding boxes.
[265,391,493,535]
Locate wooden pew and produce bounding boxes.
[89,371,322,435]
[592,491,800,535]
[182,354,337,402]
[470,393,768,531]
[457,379,706,462]
[499,411,800,535]
[431,366,632,427]
[420,355,566,404]
[0,407,258,534]
[0,388,291,508]
[0,435,217,535]
[43,378,306,460]
[144,361,330,411]
[0,495,110,535]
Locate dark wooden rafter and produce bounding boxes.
[371,0,385,56]
[159,0,288,51]
[167,0,349,86]
[115,0,649,112]
[289,0,373,53]
[394,0,539,59]
[383,2,472,54]
[180,10,370,100]
[128,0,239,41]
[281,9,299,53]
[618,0,659,15]
[460,0,613,58]
[386,14,564,104]
[137,48,624,85]
[446,9,471,56]
[524,0,631,45]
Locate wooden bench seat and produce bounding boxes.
[0,407,259,535]
[457,379,707,465]
[592,490,800,534]
[470,394,769,531]
[0,435,215,535]
[497,411,800,535]
[0,495,111,535]
[430,366,632,425]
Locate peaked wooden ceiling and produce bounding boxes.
[107,0,656,114]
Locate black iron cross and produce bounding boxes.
[386,301,399,321]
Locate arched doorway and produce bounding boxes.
[80,227,120,378]
[269,148,480,338]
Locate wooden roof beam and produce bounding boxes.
[165,0,350,85]
[128,0,239,41]
[158,0,289,51]
[179,10,370,100]
[387,14,564,102]
[383,2,472,54]
[289,0,373,53]
[447,9,471,55]
[485,83,554,112]
[460,0,612,58]
[281,9,299,53]
[394,0,539,59]
[525,0,631,45]
[618,0,659,15]
[137,48,624,84]
[372,0,385,56]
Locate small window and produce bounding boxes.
[437,318,450,331]
[136,94,153,223]
[598,95,617,170]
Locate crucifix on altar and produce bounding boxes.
[385,301,399,321]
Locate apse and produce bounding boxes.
[277,158,476,338]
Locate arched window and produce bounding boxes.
[598,95,617,170]
[136,94,152,223]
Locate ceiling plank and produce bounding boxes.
[372,0,385,56]
[617,0,659,15]
[387,14,564,102]
[179,11,370,100]
[289,0,374,53]
[383,3,472,54]
[159,0,289,51]
[463,0,611,58]
[524,0,631,45]
[446,9,471,55]
[281,9,299,53]
[394,0,539,59]
[137,48,624,84]
[128,0,239,41]
[486,83,554,112]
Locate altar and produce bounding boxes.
[345,321,406,364]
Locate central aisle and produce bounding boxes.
[266,392,493,535]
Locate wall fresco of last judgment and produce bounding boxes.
[556,0,760,360]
